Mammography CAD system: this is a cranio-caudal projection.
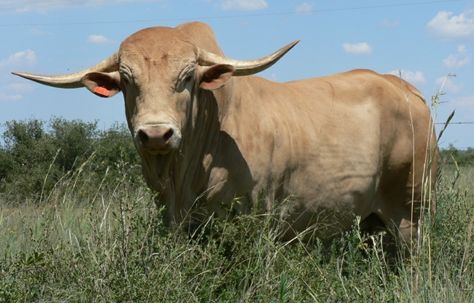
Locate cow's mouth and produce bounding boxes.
[144,148,173,156]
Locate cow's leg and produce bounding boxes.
[380,158,438,253]
[377,201,419,248]
[375,161,424,254]
[377,158,438,255]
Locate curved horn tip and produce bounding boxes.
[292,40,301,46]
[11,72,32,78]
[286,40,300,50]
[12,71,36,80]
[11,71,43,82]
[12,71,38,79]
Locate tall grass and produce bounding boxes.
[0,157,473,302]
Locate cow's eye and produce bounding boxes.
[184,74,193,82]
[176,66,195,91]
[119,65,134,87]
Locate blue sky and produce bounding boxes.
[0,0,473,148]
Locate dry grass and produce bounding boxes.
[0,162,472,302]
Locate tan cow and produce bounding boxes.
[13,22,438,246]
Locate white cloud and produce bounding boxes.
[0,82,35,102]
[388,69,427,85]
[427,9,474,39]
[443,45,470,68]
[220,0,268,11]
[0,0,162,13]
[88,34,112,44]
[295,2,313,14]
[0,50,37,68]
[436,76,462,94]
[7,82,35,94]
[342,42,372,55]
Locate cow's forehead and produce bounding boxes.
[119,26,196,67]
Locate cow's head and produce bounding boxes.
[13,23,298,157]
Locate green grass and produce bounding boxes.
[0,164,473,302]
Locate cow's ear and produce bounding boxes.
[81,71,121,98]
[199,64,235,90]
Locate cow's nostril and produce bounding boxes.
[163,128,174,141]
[137,129,149,143]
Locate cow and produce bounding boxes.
[13,22,438,247]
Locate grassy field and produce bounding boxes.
[0,161,473,302]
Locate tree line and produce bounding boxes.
[0,119,472,203]
[441,145,474,166]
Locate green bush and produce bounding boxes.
[0,119,140,203]
[49,118,99,171]
[441,145,474,166]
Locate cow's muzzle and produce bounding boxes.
[135,124,181,155]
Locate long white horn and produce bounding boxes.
[12,54,119,88]
[197,40,299,76]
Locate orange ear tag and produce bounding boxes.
[94,86,110,97]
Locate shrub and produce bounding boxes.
[0,119,140,204]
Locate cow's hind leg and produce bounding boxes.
[378,201,419,251]
[375,162,424,255]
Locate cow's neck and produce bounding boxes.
[181,80,254,218]
[151,83,228,225]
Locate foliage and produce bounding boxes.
[0,119,140,203]
[440,145,474,166]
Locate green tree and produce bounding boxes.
[0,119,141,203]
[95,123,140,175]
[1,120,58,200]
[49,118,98,171]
